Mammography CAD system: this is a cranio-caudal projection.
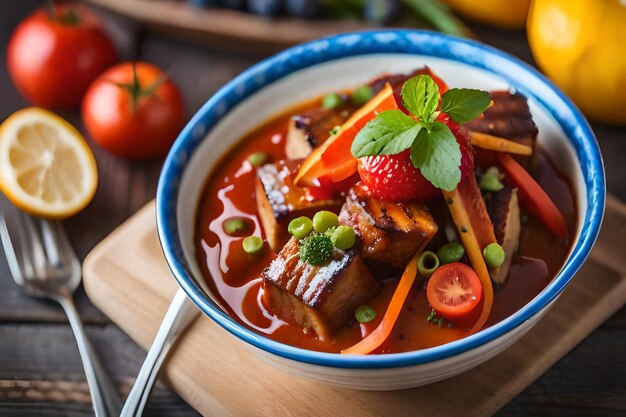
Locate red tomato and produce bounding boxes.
[426,262,483,320]
[82,62,185,159]
[7,4,117,108]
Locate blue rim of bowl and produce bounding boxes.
[156,30,605,369]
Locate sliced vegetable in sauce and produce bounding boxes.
[426,262,483,320]
[443,173,497,334]
[342,247,429,355]
[498,153,568,238]
[418,251,440,278]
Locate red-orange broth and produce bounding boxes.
[194,99,577,354]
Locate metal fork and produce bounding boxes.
[0,211,122,417]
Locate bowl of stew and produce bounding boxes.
[156,30,605,390]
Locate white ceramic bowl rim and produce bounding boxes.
[156,30,605,369]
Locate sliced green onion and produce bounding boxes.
[352,85,374,106]
[355,305,376,323]
[288,216,313,239]
[242,236,264,254]
[483,243,505,268]
[322,92,343,109]
[418,251,440,278]
[330,225,356,250]
[312,210,339,233]
[437,241,465,265]
[247,152,268,167]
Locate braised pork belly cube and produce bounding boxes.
[486,187,522,286]
[262,237,380,339]
[339,183,438,268]
[467,91,538,147]
[285,68,436,161]
[285,106,352,160]
[256,160,343,252]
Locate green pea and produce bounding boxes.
[223,217,249,236]
[322,92,343,110]
[479,172,504,192]
[355,305,376,323]
[330,225,356,250]
[288,216,313,239]
[312,210,339,233]
[437,242,465,265]
[247,152,268,167]
[242,236,264,254]
[418,251,440,278]
[352,85,374,106]
[483,243,505,268]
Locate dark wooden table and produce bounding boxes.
[0,2,625,416]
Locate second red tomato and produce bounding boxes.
[82,62,184,159]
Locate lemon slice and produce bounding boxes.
[0,108,98,219]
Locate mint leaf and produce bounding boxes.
[351,110,421,157]
[441,88,491,123]
[401,75,440,122]
[410,121,461,191]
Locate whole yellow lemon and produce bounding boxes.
[527,0,626,125]
[441,0,530,29]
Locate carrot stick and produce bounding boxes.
[443,177,496,334]
[341,248,426,355]
[295,83,397,187]
[471,131,533,156]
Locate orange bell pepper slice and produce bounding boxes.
[294,83,398,187]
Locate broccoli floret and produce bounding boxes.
[299,234,333,265]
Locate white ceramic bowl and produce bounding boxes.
[156,31,605,390]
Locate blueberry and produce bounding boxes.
[364,0,401,25]
[220,0,246,9]
[188,0,219,7]
[286,0,321,18]
[248,0,284,16]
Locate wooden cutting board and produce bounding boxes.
[83,195,626,417]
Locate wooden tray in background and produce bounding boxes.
[83,196,626,416]
[86,0,374,52]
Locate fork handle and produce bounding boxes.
[120,288,198,417]
[57,290,122,417]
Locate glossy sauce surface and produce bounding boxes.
[195,102,576,354]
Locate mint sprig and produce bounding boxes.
[441,88,491,123]
[351,74,490,191]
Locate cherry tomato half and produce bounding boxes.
[82,62,184,159]
[7,4,117,108]
[426,262,482,320]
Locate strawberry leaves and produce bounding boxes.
[351,74,489,191]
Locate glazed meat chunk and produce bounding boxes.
[339,183,438,268]
[263,237,380,339]
[285,106,352,160]
[486,187,522,286]
[256,160,343,251]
